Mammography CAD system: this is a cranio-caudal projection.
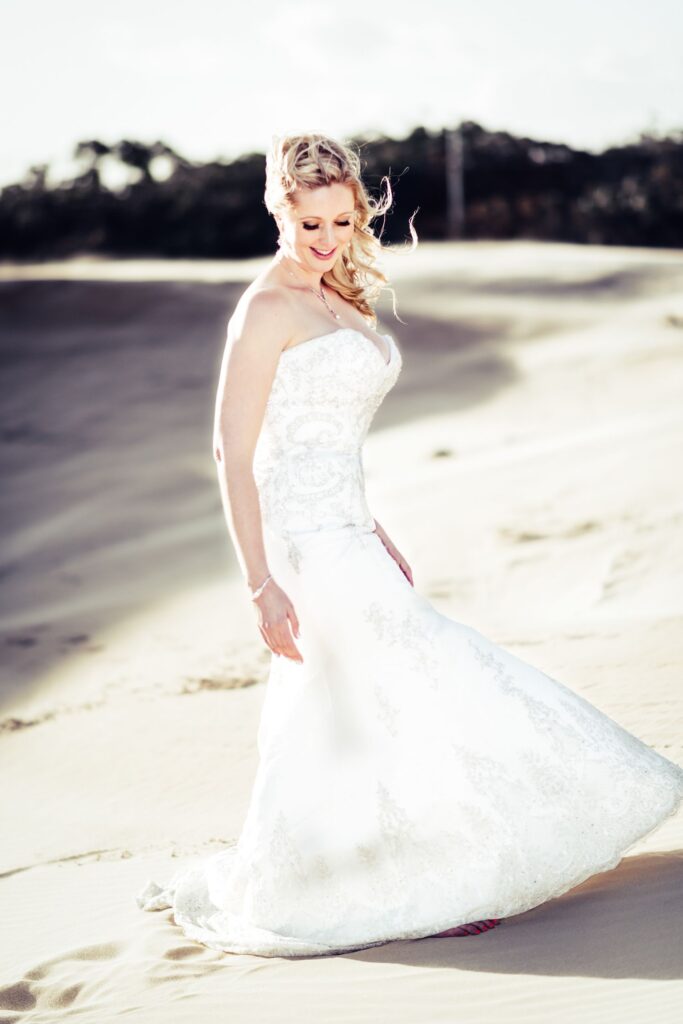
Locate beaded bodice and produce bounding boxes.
[253,327,402,535]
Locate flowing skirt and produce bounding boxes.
[136,522,683,957]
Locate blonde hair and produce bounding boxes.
[264,131,418,325]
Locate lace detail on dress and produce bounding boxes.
[376,780,413,860]
[253,329,402,536]
[467,636,586,743]
[363,600,442,690]
[372,676,400,737]
[284,534,303,573]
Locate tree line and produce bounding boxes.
[1,120,681,260]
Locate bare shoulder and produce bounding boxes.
[213,284,295,459]
[227,283,295,360]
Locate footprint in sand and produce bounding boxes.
[599,546,646,600]
[500,520,600,544]
[163,945,206,960]
[0,943,122,1016]
[0,979,37,1012]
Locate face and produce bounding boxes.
[277,182,356,272]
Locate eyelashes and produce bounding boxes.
[303,220,351,231]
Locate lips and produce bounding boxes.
[311,246,337,259]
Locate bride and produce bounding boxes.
[136,132,683,957]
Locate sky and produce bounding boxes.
[2,0,682,189]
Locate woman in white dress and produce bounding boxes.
[136,132,683,958]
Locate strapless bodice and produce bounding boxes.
[253,327,402,538]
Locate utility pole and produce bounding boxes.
[445,125,465,239]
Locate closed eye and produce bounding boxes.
[303,221,351,230]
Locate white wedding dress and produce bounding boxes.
[136,326,683,957]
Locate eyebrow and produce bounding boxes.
[298,211,356,219]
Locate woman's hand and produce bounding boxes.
[252,578,303,663]
[373,521,414,586]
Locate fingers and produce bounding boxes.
[273,622,303,663]
[386,544,414,587]
[288,606,301,639]
[259,613,303,663]
[392,548,414,586]
[252,582,303,663]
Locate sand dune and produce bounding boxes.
[1,241,682,1022]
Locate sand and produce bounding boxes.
[1,240,682,1022]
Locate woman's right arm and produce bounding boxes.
[212,288,303,663]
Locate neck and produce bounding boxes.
[278,251,323,291]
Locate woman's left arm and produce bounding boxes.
[372,519,414,586]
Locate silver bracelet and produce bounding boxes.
[249,573,273,601]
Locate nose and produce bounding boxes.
[319,226,335,248]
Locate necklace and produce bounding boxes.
[279,254,341,321]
